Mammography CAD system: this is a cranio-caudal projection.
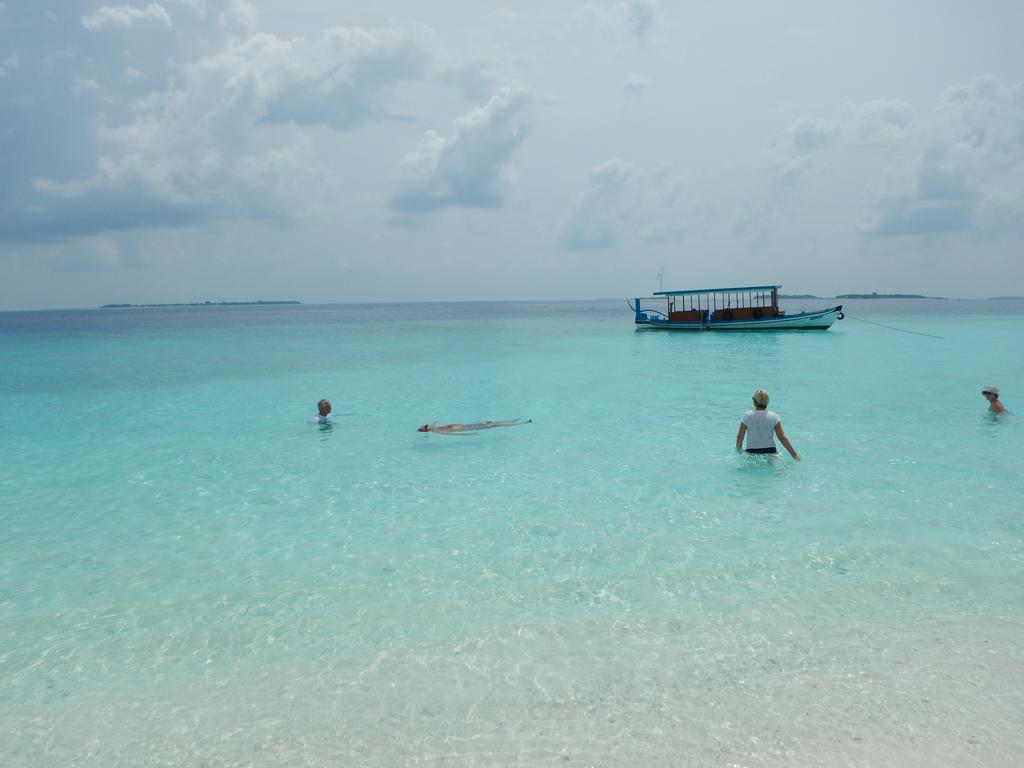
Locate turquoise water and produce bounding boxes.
[1,299,1022,766]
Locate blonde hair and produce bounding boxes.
[752,389,769,408]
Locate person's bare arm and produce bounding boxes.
[774,422,800,461]
[735,422,747,452]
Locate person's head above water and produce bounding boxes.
[317,399,332,416]
[981,385,1005,413]
[417,424,431,432]
[752,389,770,409]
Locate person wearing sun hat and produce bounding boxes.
[981,386,1005,413]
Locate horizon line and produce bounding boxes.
[3,294,1024,313]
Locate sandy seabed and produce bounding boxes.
[3,616,1022,768]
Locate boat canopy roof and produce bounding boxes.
[654,285,781,296]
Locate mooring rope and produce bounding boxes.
[845,314,944,339]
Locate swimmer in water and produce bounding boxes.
[310,398,333,424]
[981,385,1005,414]
[418,418,532,434]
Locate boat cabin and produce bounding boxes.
[658,285,783,323]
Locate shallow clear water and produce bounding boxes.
[1,299,1022,766]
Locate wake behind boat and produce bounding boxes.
[630,285,843,331]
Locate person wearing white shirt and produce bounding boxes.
[736,389,800,461]
[311,398,334,424]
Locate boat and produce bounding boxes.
[630,285,843,331]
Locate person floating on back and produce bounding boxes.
[736,389,800,461]
[418,418,532,434]
[982,385,1005,413]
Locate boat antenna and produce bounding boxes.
[657,265,664,292]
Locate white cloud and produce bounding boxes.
[613,0,660,42]
[773,77,1023,208]
[81,4,173,31]
[233,133,335,220]
[732,204,792,241]
[558,159,685,250]
[619,71,650,95]
[490,8,520,27]
[390,86,531,213]
[71,77,101,97]
[0,52,19,78]
[773,101,913,184]
[771,115,840,185]
[861,142,979,236]
[559,158,635,250]
[217,0,256,34]
[11,21,435,240]
[573,0,661,45]
[933,75,1024,160]
[442,59,510,101]
[862,196,974,236]
[168,0,210,17]
[863,76,1024,236]
[789,115,838,154]
[847,100,915,144]
[916,143,975,200]
[258,23,435,128]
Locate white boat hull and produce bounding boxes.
[635,306,843,331]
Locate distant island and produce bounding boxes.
[101,300,301,308]
[834,292,939,299]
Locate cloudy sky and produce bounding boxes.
[1,0,1022,309]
